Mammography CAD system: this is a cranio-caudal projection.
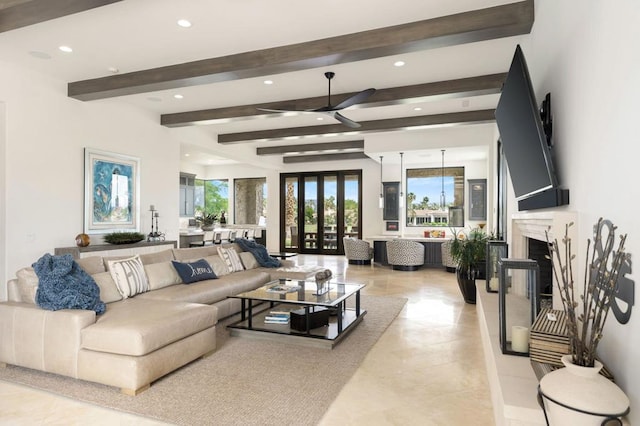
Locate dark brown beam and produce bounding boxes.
[69,1,533,101]
[219,110,495,144]
[0,0,122,33]
[283,152,369,164]
[161,73,506,127]
[257,140,364,156]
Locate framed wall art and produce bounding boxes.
[84,148,140,234]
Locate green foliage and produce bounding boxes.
[104,232,145,245]
[204,180,228,216]
[450,227,489,278]
[195,213,218,227]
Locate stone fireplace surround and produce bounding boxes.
[478,210,577,425]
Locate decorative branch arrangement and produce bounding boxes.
[546,218,629,367]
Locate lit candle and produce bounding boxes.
[150,204,155,211]
[489,277,499,291]
[511,326,529,353]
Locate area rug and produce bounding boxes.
[0,295,406,426]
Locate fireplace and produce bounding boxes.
[511,211,578,310]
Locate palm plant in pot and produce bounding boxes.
[450,227,489,304]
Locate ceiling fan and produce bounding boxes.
[258,71,376,128]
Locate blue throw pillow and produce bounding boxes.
[171,259,217,284]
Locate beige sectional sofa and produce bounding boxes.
[0,244,320,395]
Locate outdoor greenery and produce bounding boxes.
[195,179,228,218]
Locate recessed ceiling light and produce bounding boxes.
[263,80,274,85]
[413,107,422,111]
[184,153,190,157]
[58,45,73,53]
[29,51,51,59]
[177,19,192,28]
[317,117,324,121]
[394,60,405,67]
[107,67,119,74]
[174,94,184,99]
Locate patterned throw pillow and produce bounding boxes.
[107,255,149,299]
[171,259,217,284]
[216,246,245,273]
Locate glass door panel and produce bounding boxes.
[322,175,338,253]
[303,177,318,250]
[284,177,299,250]
[344,174,360,239]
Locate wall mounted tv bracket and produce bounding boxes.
[539,93,552,146]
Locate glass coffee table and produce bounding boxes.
[227,279,366,348]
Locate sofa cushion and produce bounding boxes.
[81,298,217,356]
[217,246,244,272]
[91,272,123,303]
[139,249,175,265]
[203,255,231,277]
[107,255,149,299]
[144,261,183,290]
[173,246,219,261]
[16,267,38,304]
[139,270,272,305]
[172,259,217,284]
[239,252,259,270]
[75,256,106,275]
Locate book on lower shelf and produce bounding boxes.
[264,311,290,324]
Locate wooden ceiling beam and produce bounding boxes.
[283,152,370,164]
[0,0,122,33]
[68,1,533,101]
[161,73,506,127]
[257,140,364,156]
[219,109,495,144]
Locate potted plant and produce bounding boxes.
[450,227,489,304]
[539,219,630,424]
[195,213,218,231]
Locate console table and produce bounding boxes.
[368,236,445,267]
[55,240,177,259]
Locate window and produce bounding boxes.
[405,167,464,227]
[194,179,228,218]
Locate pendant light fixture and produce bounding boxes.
[399,152,404,208]
[440,149,446,210]
[379,156,384,209]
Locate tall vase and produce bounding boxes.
[455,267,476,304]
[539,355,629,425]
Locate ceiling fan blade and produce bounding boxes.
[332,88,376,110]
[332,112,361,128]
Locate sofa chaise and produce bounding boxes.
[0,243,325,395]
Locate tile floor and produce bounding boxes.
[0,255,494,425]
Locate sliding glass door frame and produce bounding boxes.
[279,170,362,255]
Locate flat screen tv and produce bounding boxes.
[495,45,569,210]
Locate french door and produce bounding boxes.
[280,170,362,255]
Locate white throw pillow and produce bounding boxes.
[216,246,245,273]
[239,251,259,270]
[107,255,149,299]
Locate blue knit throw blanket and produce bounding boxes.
[33,253,106,314]
[234,238,281,268]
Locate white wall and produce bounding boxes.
[521,1,639,419]
[0,62,182,298]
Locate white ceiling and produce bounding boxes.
[0,0,527,166]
